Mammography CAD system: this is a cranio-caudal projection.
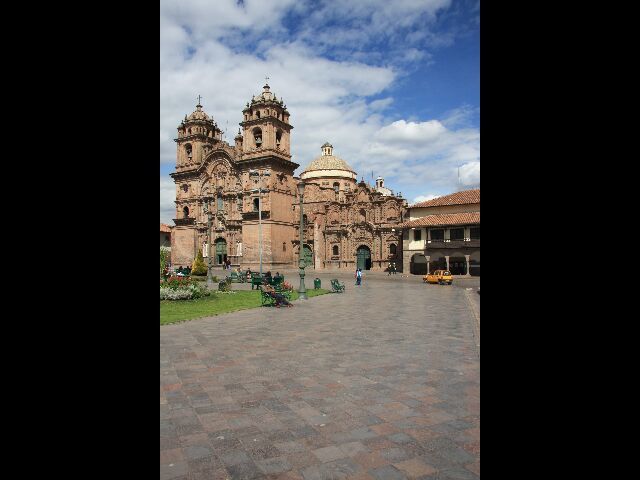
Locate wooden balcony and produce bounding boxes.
[425,239,480,249]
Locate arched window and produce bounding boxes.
[188,128,191,134]
[333,245,339,256]
[217,196,224,211]
[390,243,397,255]
[253,198,259,212]
[283,242,287,251]
[276,129,282,147]
[253,127,262,147]
[256,111,261,119]
[185,144,192,161]
[183,206,189,217]
[359,209,366,223]
[333,182,340,193]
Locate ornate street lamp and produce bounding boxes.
[297,181,308,300]
[249,169,271,275]
[203,194,215,288]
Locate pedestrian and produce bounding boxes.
[355,268,363,286]
[388,262,392,275]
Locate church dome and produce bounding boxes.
[301,143,357,181]
[187,103,210,121]
[250,82,283,105]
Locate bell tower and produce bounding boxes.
[239,81,293,162]
[175,98,223,170]
[237,81,298,272]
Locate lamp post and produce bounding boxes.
[297,181,308,300]
[204,195,215,288]
[249,169,271,275]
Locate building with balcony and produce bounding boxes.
[399,189,480,276]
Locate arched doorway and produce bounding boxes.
[214,238,227,266]
[356,245,372,270]
[449,251,467,275]
[410,253,428,275]
[428,252,447,272]
[302,244,313,268]
[470,250,480,276]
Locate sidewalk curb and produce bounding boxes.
[464,289,480,357]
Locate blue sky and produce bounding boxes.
[160,0,479,224]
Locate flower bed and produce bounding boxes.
[160,276,210,300]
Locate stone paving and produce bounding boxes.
[161,273,480,479]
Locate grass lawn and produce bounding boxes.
[160,288,330,325]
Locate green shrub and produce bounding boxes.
[160,247,171,277]
[191,249,207,276]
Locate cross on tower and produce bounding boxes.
[265,76,269,84]
[197,94,203,105]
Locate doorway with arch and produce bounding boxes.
[214,238,227,266]
[356,245,371,270]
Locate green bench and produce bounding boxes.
[274,284,292,300]
[330,279,345,293]
[258,286,277,306]
[229,271,246,283]
[251,274,264,290]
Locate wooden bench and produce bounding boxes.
[258,286,277,307]
[251,274,264,290]
[229,271,246,283]
[330,279,345,293]
[274,284,292,301]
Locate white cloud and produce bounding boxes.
[160,176,176,225]
[377,120,448,144]
[413,194,440,204]
[160,0,479,210]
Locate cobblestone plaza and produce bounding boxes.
[161,273,480,479]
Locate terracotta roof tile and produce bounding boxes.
[411,189,480,208]
[399,212,480,228]
[160,223,173,233]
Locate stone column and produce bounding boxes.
[403,251,411,274]
[465,254,471,276]
[426,256,431,275]
[445,255,450,272]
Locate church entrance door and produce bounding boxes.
[356,246,371,270]
[215,238,227,265]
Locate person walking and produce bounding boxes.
[355,268,363,286]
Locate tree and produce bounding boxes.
[160,246,171,277]
[191,248,207,276]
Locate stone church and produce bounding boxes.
[170,82,407,271]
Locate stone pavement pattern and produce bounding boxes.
[161,274,480,479]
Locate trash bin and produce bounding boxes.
[314,278,321,290]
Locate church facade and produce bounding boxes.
[170,83,407,272]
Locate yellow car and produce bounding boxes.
[423,270,453,285]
